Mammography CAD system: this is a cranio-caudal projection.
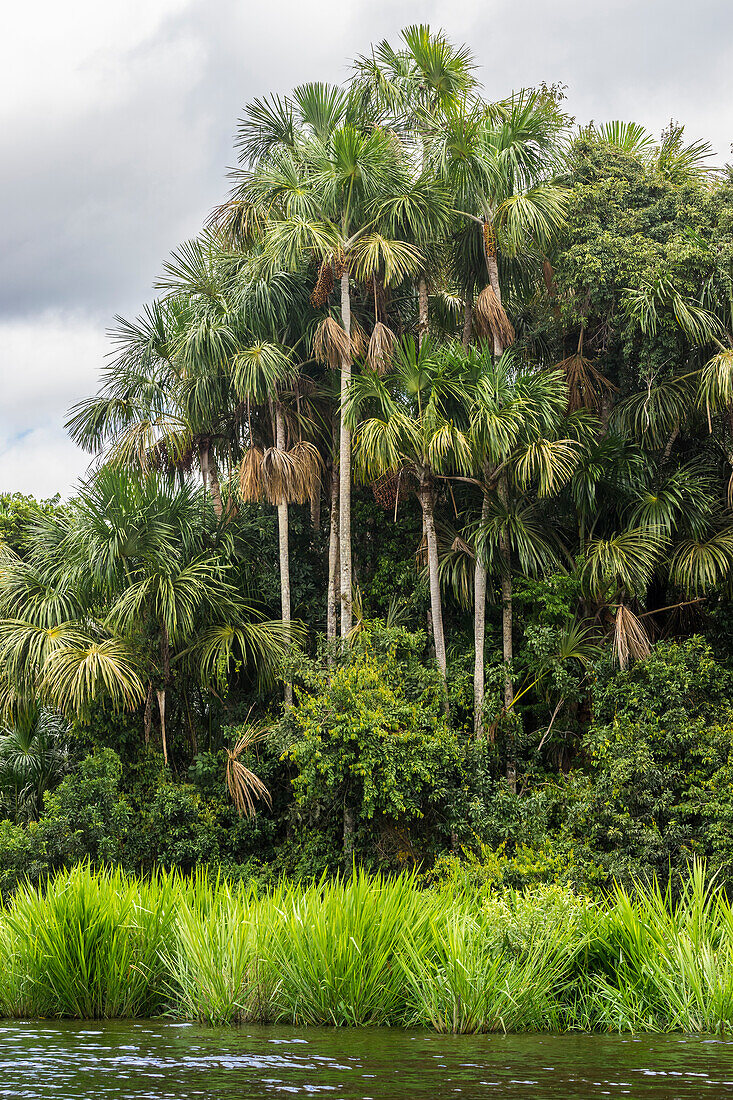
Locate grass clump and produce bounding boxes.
[166,873,273,1025]
[3,864,175,1018]
[264,871,437,1025]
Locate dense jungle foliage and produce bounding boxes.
[3,26,733,897]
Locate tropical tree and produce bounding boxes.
[222,81,442,636]
[0,707,68,821]
[67,237,318,695]
[0,468,297,762]
[428,89,569,354]
[454,349,579,739]
[346,338,472,681]
[353,24,477,341]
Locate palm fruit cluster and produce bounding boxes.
[372,468,408,511]
[310,259,334,307]
[483,220,497,260]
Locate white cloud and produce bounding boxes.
[3,0,733,496]
[0,427,92,500]
[0,312,107,497]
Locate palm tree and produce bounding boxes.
[0,468,297,759]
[454,348,576,737]
[346,338,472,680]
[222,82,434,636]
[429,90,569,354]
[353,24,477,342]
[0,707,68,821]
[67,237,317,683]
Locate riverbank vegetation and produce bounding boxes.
[1,863,733,1033]
[3,25,733,897]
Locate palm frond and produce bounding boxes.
[225,718,272,817]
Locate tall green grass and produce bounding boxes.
[165,873,274,1025]
[2,865,176,1018]
[264,872,439,1026]
[584,863,733,1032]
[2,861,733,1031]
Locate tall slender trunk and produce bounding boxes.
[473,490,490,736]
[209,458,223,519]
[422,511,435,660]
[339,268,353,636]
[275,404,293,706]
[327,415,340,645]
[487,256,504,359]
[498,472,516,791]
[199,441,223,518]
[157,624,170,765]
[418,276,429,347]
[144,681,152,744]
[156,689,168,766]
[309,484,321,532]
[462,294,473,352]
[485,249,515,784]
[419,475,447,680]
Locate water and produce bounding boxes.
[2,1022,733,1099]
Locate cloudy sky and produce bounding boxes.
[2,0,732,497]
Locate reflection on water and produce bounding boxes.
[2,1022,733,1099]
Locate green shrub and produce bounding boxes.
[40,749,132,868]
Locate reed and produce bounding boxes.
[2,861,733,1031]
[587,862,733,1033]
[262,871,437,1026]
[3,864,176,1018]
[166,877,276,1025]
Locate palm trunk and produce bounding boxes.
[275,404,293,706]
[498,471,516,790]
[310,484,321,532]
[210,462,224,519]
[418,276,429,347]
[144,681,152,744]
[327,437,340,644]
[473,491,490,736]
[339,268,353,636]
[419,476,447,680]
[423,511,435,660]
[199,441,223,518]
[487,256,504,359]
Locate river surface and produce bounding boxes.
[2,1021,733,1099]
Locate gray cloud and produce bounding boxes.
[2,0,732,495]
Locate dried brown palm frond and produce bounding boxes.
[474,286,515,349]
[350,318,368,358]
[611,604,651,670]
[310,259,334,308]
[261,441,322,505]
[288,440,323,502]
[226,721,272,818]
[557,351,618,412]
[239,447,265,502]
[366,322,397,376]
[314,316,350,369]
